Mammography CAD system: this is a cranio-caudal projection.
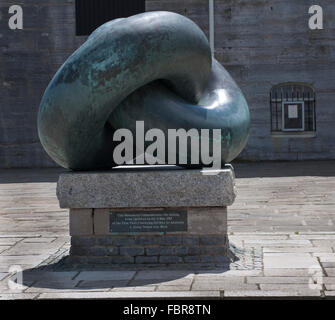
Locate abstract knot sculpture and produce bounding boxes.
[38,11,250,170]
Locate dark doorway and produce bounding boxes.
[75,0,146,36]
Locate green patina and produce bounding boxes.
[37,11,250,170]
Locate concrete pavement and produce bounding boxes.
[0,161,334,299]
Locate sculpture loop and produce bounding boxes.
[38,11,250,170]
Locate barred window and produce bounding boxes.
[270,83,316,135]
[75,0,146,36]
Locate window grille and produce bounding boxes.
[270,83,316,133]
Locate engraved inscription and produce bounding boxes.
[110,211,187,233]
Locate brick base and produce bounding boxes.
[58,168,234,267]
[69,234,230,266]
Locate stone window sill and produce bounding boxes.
[271,131,317,138]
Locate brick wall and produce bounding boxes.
[1,0,334,168]
[69,234,230,266]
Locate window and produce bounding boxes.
[270,83,316,136]
[75,0,146,36]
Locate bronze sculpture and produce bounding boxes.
[38,11,250,170]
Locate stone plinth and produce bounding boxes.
[57,166,236,266]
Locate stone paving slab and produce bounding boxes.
[263,253,320,269]
[0,280,34,294]
[325,268,335,276]
[75,271,136,281]
[260,284,323,291]
[0,247,10,254]
[22,238,57,243]
[195,270,263,277]
[156,285,192,291]
[0,293,39,300]
[192,282,258,291]
[22,271,77,282]
[25,284,111,293]
[111,286,156,292]
[0,161,335,299]
[25,280,79,291]
[223,290,322,298]
[134,271,194,281]
[244,240,312,246]
[263,247,333,253]
[325,285,335,290]
[0,273,9,281]
[246,277,314,284]
[323,262,335,268]
[77,280,129,289]
[0,255,51,267]
[0,239,22,245]
[263,268,323,277]
[38,291,222,299]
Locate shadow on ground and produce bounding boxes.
[1,160,335,184]
[0,168,65,184]
[233,160,335,178]
[19,249,239,291]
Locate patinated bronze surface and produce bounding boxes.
[38,11,250,170]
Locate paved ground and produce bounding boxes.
[0,161,335,299]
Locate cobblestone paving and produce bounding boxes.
[0,161,334,299]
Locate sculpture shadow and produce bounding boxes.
[0,168,65,184]
[233,160,335,178]
[20,248,240,291]
[2,160,334,184]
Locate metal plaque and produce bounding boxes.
[109,210,187,233]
